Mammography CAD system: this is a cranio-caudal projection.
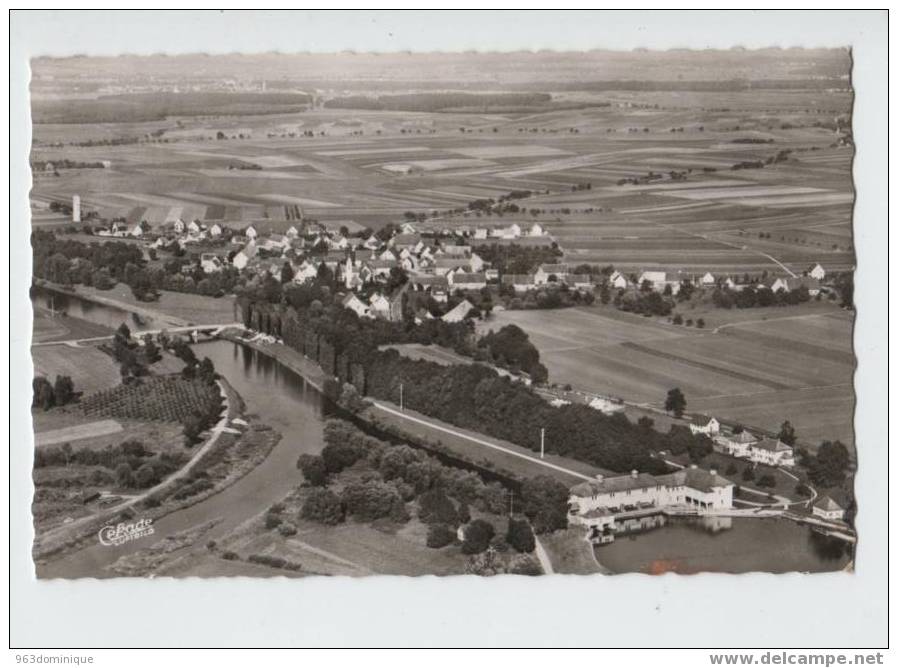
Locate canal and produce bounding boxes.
[37,339,330,578]
[31,290,854,577]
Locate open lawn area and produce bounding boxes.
[366,400,605,485]
[31,344,120,396]
[32,309,113,344]
[540,528,607,574]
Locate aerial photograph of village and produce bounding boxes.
[29,48,857,578]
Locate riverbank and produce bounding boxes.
[34,376,282,568]
[216,329,331,393]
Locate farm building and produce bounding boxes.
[807,263,826,280]
[690,416,721,437]
[608,271,630,289]
[442,299,476,323]
[638,270,682,294]
[534,263,570,284]
[448,271,487,291]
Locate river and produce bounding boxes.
[31,291,852,577]
[595,516,853,574]
[36,340,331,579]
[32,284,153,331]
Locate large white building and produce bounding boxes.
[568,467,734,542]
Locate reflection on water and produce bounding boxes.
[597,516,853,575]
[197,340,331,436]
[31,285,152,331]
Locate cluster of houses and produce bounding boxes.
[627,264,826,296]
[567,466,735,543]
[690,416,796,468]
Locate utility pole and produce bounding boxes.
[508,490,515,517]
[399,382,404,412]
[540,427,545,459]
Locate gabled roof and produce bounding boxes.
[751,438,792,453]
[814,495,843,512]
[728,430,757,444]
[442,299,476,323]
[570,472,662,497]
[658,468,733,493]
[501,274,536,285]
[453,273,487,284]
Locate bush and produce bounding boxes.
[741,467,755,482]
[221,551,239,561]
[264,512,283,530]
[417,488,459,526]
[461,519,495,555]
[508,554,543,575]
[426,523,456,548]
[301,488,345,525]
[506,517,536,553]
[278,522,298,537]
[342,480,400,522]
[757,474,777,488]
[296,454,329,486]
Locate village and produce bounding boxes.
[47,194,853,552]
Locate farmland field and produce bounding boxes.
[479,303,855,449]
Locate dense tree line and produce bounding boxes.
[35,439,188,491]
[324,92,552,112]
[711,285,811,309]
[32,230,240,301]
[474,243,562,274]
[241,281,707,474]
[477,324,547,383]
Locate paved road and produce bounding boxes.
[372,402,595,482]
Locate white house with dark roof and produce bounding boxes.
[232,241,258,270]
[639,270,682,294]
[690,416,721,437]
[341,293,371,319]
[747,438,795,467]
[568,467,734,541]
[713,430,757,458]
[812,496,845,521]
[807,263,826,281]
[534,263,570,285]
[609,270,630,289]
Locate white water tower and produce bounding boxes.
[72,195,81,223]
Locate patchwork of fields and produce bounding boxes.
[479,304,855,449]
[31,86,856,449]
[31,94,854,275]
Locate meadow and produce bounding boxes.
[479,302,855,449]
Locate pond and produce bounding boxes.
[595,516,853,574]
